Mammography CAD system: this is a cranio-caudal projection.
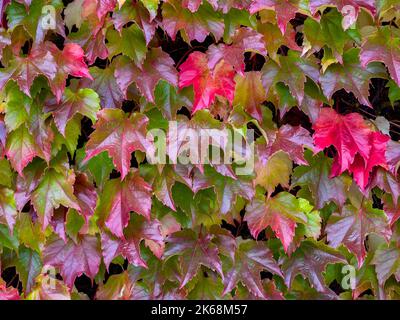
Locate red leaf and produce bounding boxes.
[0,46,57,97]
[222,239,283,299]
[43,234,101,289]
[5,125,39,176]
[249,0,300,34]
[0,283,20,300]
[97,169,153,238]
[115,48,178,103]
[267,125,314,165]
[182,0,202,12]
[326,203,391,267]
[162,0,224,43]
[245,193,307,252]
[112,1,156,45]
[309,0,376,17]
[101,215,164,269]
[46,42,92,102]
[164,229,224,288]
[386,140,400,175]
[179,51,236,113]
[74,173,97,233]
[313,108,371,176]
[84,109,154,180]
[348,131,389,190]
[360,26,400,86]
[282,240,346,293]
[207,27,267,75]
[314,108,390,190]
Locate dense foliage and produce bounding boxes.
[0,0,400,300]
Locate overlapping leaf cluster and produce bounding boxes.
[0,0,400,300]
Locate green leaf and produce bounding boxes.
[16,246,43,294]
[31,168,80,230]
[0,223,19,250]
[107,24,147,65]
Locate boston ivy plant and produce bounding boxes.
[0,0,400,300]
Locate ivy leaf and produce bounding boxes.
[96,169,152,238]
[0,281,19,300]
[309,0,376,23]
[187,270,225,299]
[249,0,300,34]
[31,168,80,230]
[43,234,101,289]
[267,125,314,165]
[27,102,54,163]
[16,246,42,294]
[211,0,251,13]
[164,228,224,288]
[0,45,57,97]
[257,22,300,64]
[82,63,124,109]
[245,192,307,251]
[372,168,400,208]
[0,159,12,188]
[106,24,147,65]
[3,81,31,132]
[15,159,45,211]
[179,51,236,113]
[0,187,17,231]
[207,27,267,74]
[140,0,159,20]
[348,131,389,190]
[261,50,320,105]
[360,26,400,87]
[222,238,282,299]
[67,23,108,66]
[292,151,347,209]
[101,215,164,268]
[75,149,114,191]
[83,0,117,20]
[142,81,193,120]
[303,10,352,63]
[180,0,203,12]
[233,71,266,122]
[95,271,136,300]
[386,140,400,175]
[313,108,370,177]
[64,0,84,30]
[84,109,154,180]
[45,87,100,136]
[115,47,178,103]
[5,125,39,176]
[26,274,71,300]
[254,150,293,195]
[372,243,400,286]
[74,173,97,233]
[205,166,255,215]
[320,48,387,107]
[45,42,92,102]
[162,0,224,43]
[141,164,177,211]
[327,201,391,268]
[112,0,156,45]
[0,223,19,250]
[282,240,347,293]
[313,108,389,189]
